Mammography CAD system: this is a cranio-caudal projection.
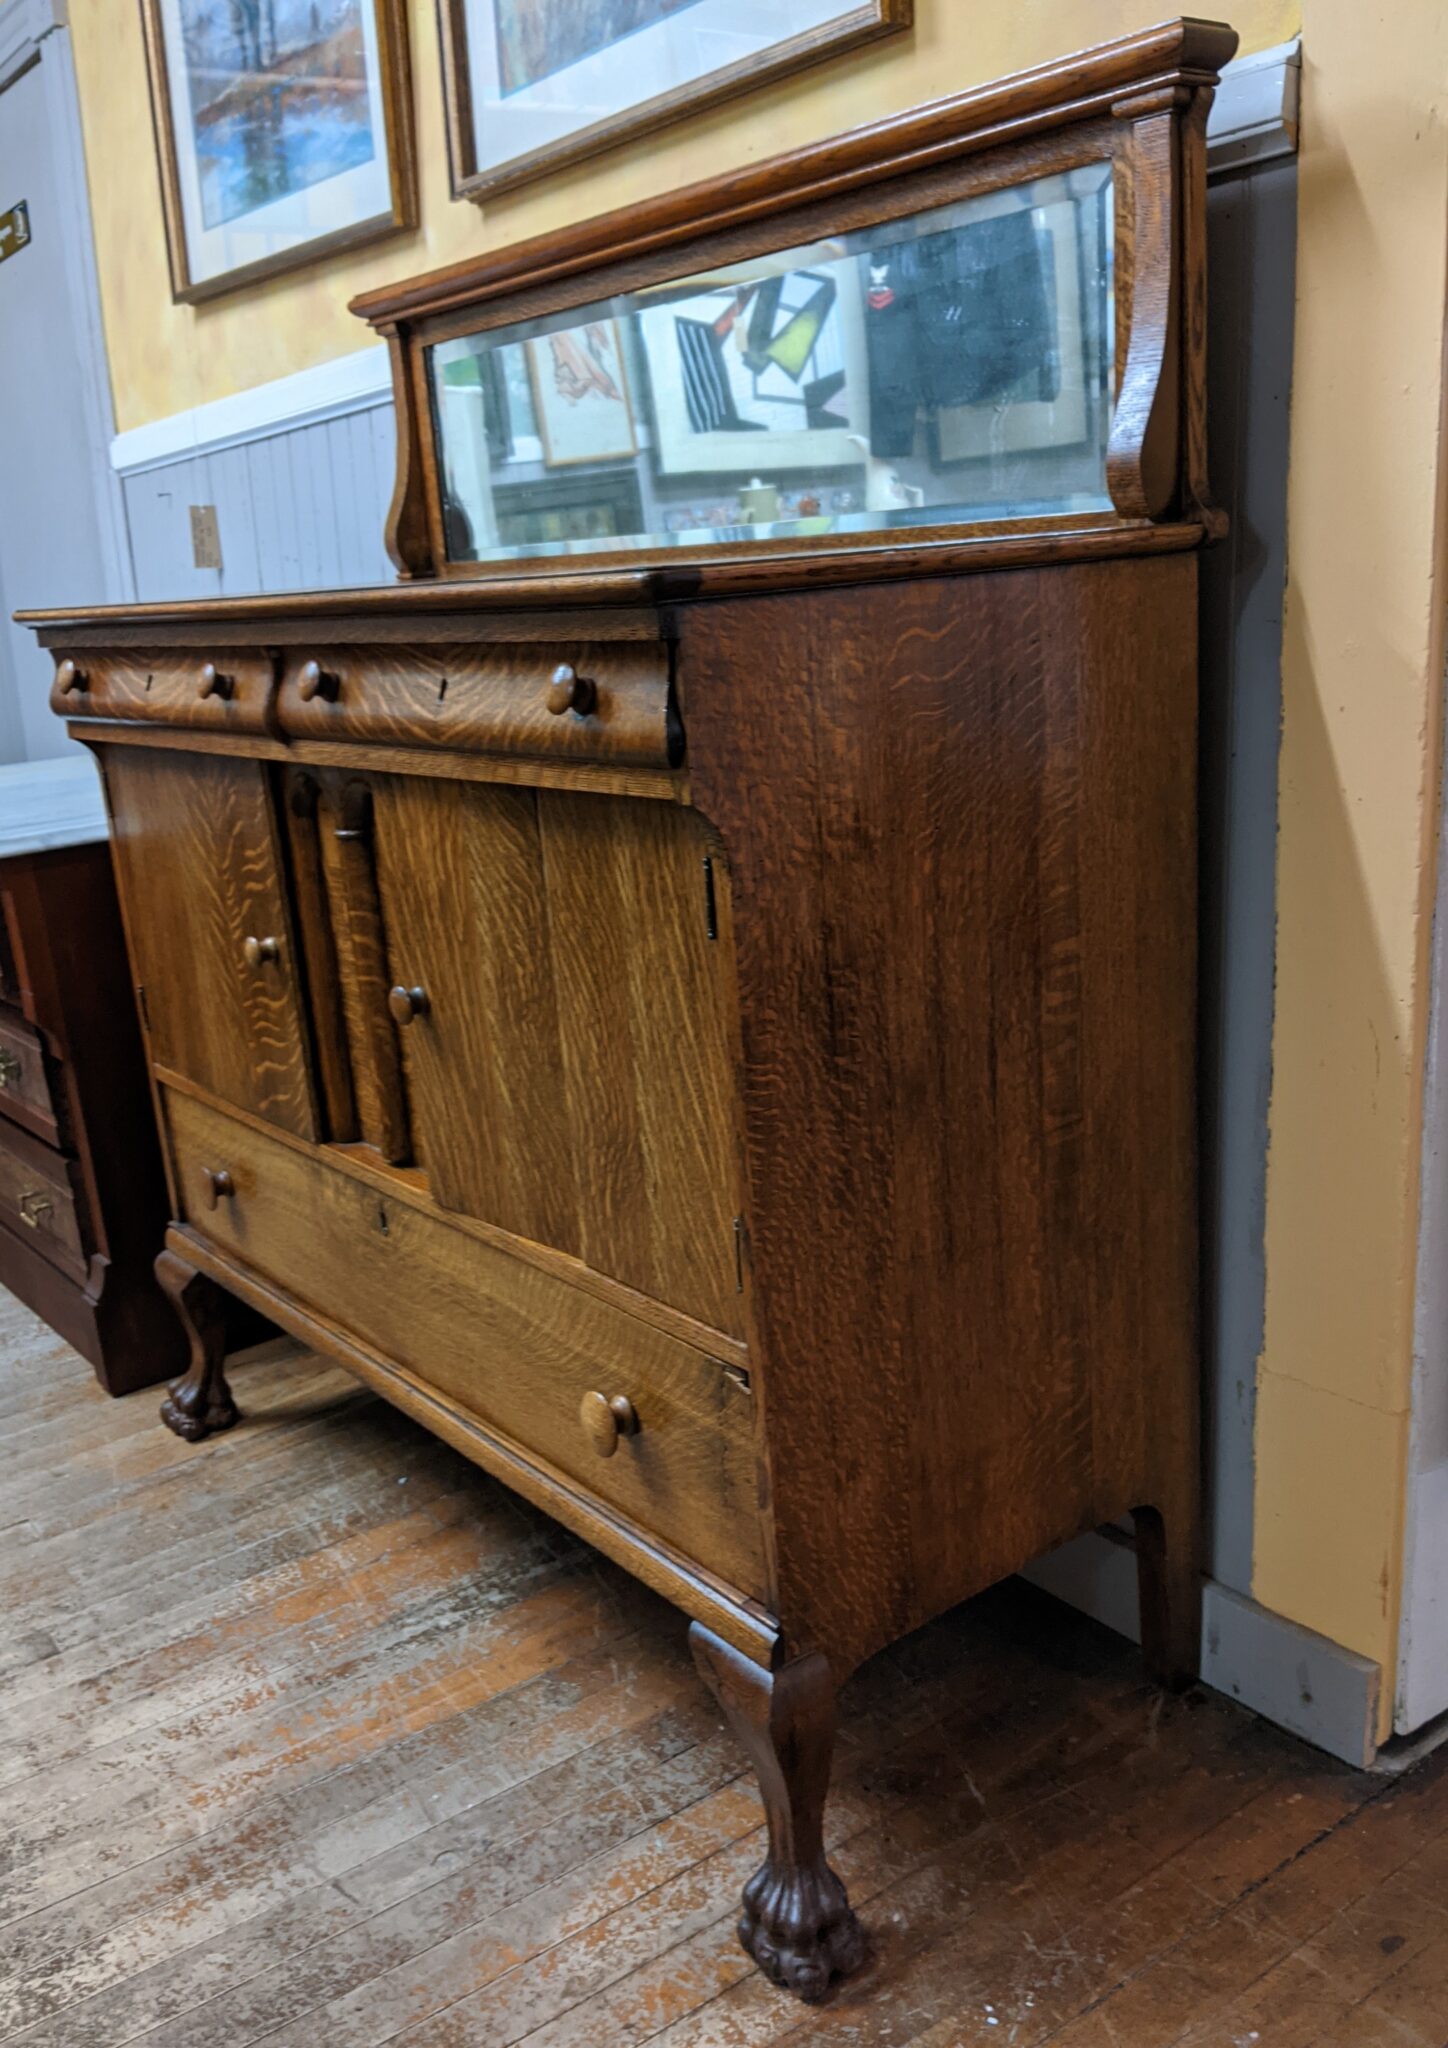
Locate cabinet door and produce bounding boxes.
[371,776,579,1254]
[371,777,744,1337]
[104,749,316,1140]
[539,792,745,1340]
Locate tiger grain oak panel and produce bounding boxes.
[682,554,1199,1670]
[277,643,677,767]
[539,793,746,1341]
[103,749,317,1139]
[165,1085,768,1599]
[50,649,279,736]
[371,774,578,1252]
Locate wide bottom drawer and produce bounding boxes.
[163,1089,768,1601]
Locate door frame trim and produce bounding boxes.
[0,0,133,607]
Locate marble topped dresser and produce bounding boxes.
[0,755,184,1392]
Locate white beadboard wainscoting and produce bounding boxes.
[119,396,397,602]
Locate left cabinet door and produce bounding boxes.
[103,749,318,1140]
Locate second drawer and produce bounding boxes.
[164,1088,767,1601]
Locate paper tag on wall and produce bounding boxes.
[190,506,222,572]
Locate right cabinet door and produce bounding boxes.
[372,778,745,1340]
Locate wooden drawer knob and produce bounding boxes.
[0,1049,21,1089]
[298,659,340,704]
[546,664,597,718]
[202,1168,235,1210]
[579,1391,639,1459]
[55,659,88,696]
[388,984,429,1026]
[243,934,279,968]
[198,662,234,702]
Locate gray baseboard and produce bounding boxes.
[1022,1530,1382,1770]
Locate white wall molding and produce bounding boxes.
[1208,38,1301,173]
[108,38,1300,481]
[1023,1530,1382,1769]
[111,343,392,477]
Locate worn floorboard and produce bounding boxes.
[3,1287,1448,2047]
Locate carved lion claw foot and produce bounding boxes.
[738,1858,865,2002]
[155,1251,239,1442]
[160,1376,240,1442]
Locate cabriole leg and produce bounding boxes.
[1133,1498,1202,1690]
[690,1622,863,2002]
[156,1249,239,1442]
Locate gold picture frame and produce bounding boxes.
[140,0,417,306]
[438,0,913,204]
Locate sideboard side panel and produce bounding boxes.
[684,555,1199,1671]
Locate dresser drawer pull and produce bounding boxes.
[17,1190,52,1228]
[242,934,280,969]
[298,660,340,704]
[387,984,429,1027]
[579,1391,639,1459]
[546,663,598,718]
[55,659,89,696]
[198,662,234,702]
[0,1049,21,1089]
[202,1168,235,1209]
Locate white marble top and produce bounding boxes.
[0,754,110,859]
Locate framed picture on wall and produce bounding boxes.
[437,0,913,202]
[140,0,416,304]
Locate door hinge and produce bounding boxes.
[733,1214,746,1293]
[702,854,719,942]
[135,984,150,1031]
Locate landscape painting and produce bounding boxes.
[178,0,376,229]
[144,0,414,299]
[494,0,704,95]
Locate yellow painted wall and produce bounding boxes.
[70,0,1298,435]
[1254,0,1448,1738]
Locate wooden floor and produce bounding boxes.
[4,1294,1448,2048]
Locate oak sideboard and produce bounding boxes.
[21,17,1233,2000]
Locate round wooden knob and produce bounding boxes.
[546,664,597,718]
[298,659,339,704]
[203,1168,235,1210]
[198,662,233,702]
[55,659,88,696]
[388,984,429,1026]
[579,1391,639,1459]
[243,934,279,968]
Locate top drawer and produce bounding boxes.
[276,643,681,767]
[50,650,278,737]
